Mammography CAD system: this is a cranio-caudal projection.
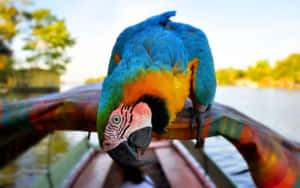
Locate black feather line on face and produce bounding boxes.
[137,95,169,134]
[119,108,129,138]
[121,104,125,114]
[119,103,138,139]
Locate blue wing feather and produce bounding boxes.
[165,21,216,105]
[107,11,216,105]
[107,11,178,75]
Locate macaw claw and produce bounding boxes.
[190,104,211,149]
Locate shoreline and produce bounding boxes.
[217,85,300,89]
[218,78,300,89]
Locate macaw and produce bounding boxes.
[97,11,216,165]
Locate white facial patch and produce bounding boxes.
[102,102,152,151]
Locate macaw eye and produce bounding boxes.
[111,114,122,125]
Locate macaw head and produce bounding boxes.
[102,101,152,165]
[97,90,170,166]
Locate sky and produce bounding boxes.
[13,0,300,83]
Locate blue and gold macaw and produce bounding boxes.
[97,11,216,165]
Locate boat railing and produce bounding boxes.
[0,83,299,188]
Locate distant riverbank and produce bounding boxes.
[218,78,300,89]
[216,53,300,89]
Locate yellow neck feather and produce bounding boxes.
[123,69,191,123]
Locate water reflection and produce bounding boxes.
[0,86,99,188]
[0,89,84,188]
[0,131,73,188]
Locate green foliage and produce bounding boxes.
[216,54,300,87]
[0,57,14,83]
[0,0,31,41]
[246,60,271,81]
[0,0,75,76]
[23,9,75,74]
[84,76,106,84]
[216,68,246,85]
[272,54,300,82]
[0,0,20,41]
[0,39,13,84]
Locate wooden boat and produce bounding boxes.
[32,137,236,188]
[1,83,300,187]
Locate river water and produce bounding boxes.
[0,86,299,187]
[205,86,300,187]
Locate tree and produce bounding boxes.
[23,9,75,74]
[246,60,271,81]
[0,0,20,41]
[84,76,106,84]
[216,68,246,85]
[0,39,13,83]
[0,0,75,76]
[0,0,23,84]
[272,54,300,82]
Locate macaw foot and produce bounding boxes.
[190,104,211,148]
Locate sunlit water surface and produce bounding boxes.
[0,85,299,188]
[205,86,300,188]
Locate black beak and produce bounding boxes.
[107,127,152,167]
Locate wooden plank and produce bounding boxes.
[172,141,213,188]
[155,147,205,188]
[180,140,237,188]
[63,149,97,187]
[148,140,171,149]
[72,152,113,188]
